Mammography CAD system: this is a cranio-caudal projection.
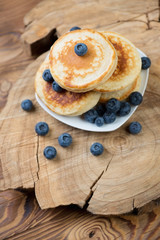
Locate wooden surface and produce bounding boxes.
[21,0,160,56]
[1,0,160,239]
[1,50,160,215]
[1,189,160,240]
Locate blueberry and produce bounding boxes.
[44,146,57,160]
[129,91,143,106]
[117,102,131,116]
[128,121,142,134]
[141,57,151,70]
[42,69,53,82]
[103,111,116,124]
[95,117,104,127]
[35,122,49,136]
[21,99,33,111]
[84,109,98,123]
[95,104,106,116]
[90,142,104,156]
[58,133,72,147]
[106,98,121,113]
[70,26,81,31]
[74,43,88,56]
[52,81,63,92]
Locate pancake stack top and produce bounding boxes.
[35,28,141,116]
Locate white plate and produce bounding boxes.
[35,49,149,132]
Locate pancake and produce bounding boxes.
[94,31,141,92]
[35,56,101,116]
[49,29,117,93]
[99,75,141,102]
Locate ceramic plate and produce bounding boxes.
[35,49,149,132]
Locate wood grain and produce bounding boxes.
[21,0,159,56]
[1,30,160,215]
[1,189,160,240]
[1,0,160,239]
[0,0,41,111]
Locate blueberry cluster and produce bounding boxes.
[84,92,143,128]
[84,98,125,127]
[42,69,64,93]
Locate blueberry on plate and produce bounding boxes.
[90,142,104,156]
[21,99,33,111]
[70,26,81,31]
[117,101,131,116]
[106,98,121,113]
[128,121,142,134]
[58,133,72,147]
[35,122,49,136]
[44,146,57,160]
[95,103,106,116]
[52,81,63,92]
[74,43,88,56]
[95,117,104,127]
[103,111,116,124]
[42,69,53,82]
[141,57,151,70]
[84,109,98,123]
[129,91,143,106]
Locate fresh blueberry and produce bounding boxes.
[35,122,49,136]
[42,69,53,82]
[106,98,121,113]
[95,104,106,116]
[70,26,81,31]
[141,57,151,70]
[84,109,98,123]
[128,121,142,134]
[117,102,131,116]
[90,142,104,156]
[52,81,63,92]
[44,146,57,160]
[74,43,88,56]
[58,133,72,147]
[129,91,143,106]
[21,99,33,111]
[103,111,116,124]
[95,117,104,127]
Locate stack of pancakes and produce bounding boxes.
[35,29,141,116]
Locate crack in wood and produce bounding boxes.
[35,135,40,181]
[132,199,139,215]
[132,199,135,210]
[145,13,152,30]
[83,156,113,210]
[83,170,104,210]
[95,8,159,30]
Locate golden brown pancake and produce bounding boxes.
[94,31,141,92]
[49,29,117,93]
[35,56,101,116]
[99,75,141,102]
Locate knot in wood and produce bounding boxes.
[108,135,131,154]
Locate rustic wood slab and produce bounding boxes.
[21,0,159,56]
[1,0,160,238]
[1,11,160,215]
